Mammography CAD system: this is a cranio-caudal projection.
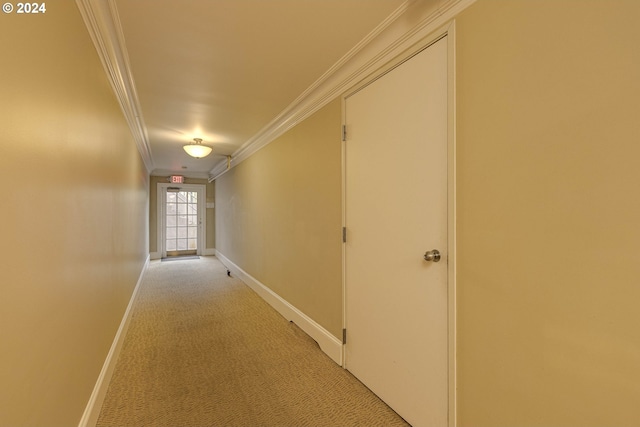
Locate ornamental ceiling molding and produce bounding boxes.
[75,0,154,174]
[209,0,476,181]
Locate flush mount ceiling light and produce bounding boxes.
[183,138,212,158]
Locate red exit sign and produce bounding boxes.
[170,175,184,184]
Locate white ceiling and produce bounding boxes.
[113,0,406,178]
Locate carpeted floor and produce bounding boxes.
[96,256,409,427]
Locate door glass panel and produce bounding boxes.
[166,190,198,256]
[166,227,176,239]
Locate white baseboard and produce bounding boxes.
[149,251,161,260]
[215,251,343,366]
[78,254,150,427]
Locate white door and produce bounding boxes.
[157,183,206,258]
[344,36,448,427]
[165,189,200,256]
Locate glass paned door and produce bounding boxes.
[165,189,199,256]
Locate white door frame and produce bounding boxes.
[341,22,457,426]
[157,183,207,258]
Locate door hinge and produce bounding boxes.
[342,328,347,344]
[342,227,347,243]
[342,125,347,142]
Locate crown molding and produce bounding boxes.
[76,0,154,174]
[209,0,475,181]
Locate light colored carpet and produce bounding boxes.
[96,256,409,427]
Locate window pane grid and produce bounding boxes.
[166,190,198,254]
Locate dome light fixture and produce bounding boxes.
[183,138,212,158]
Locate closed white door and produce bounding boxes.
[165,189,199,256]
[157,183,206,258]
[344,36,448,427]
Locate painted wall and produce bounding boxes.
[202,0,640,424]
[216,99,343,338]
[149,176,215,256]
[455,0,640,425]
[0,2,149,426]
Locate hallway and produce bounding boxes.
[4,1,640,426]
[97,256,408,427]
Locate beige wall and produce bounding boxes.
[456,0,640,425]
[0,2,149,426]
[149,176,215,254]
[216,99,343,338]
[215,0,640,425]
